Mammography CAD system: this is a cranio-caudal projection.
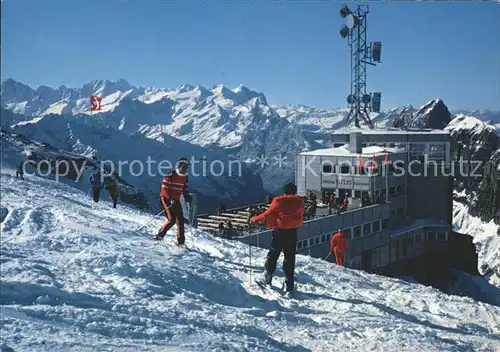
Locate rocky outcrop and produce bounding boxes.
[475,149,500,224]
[446,116,500,225]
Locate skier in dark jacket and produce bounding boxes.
[16,161,24,180]
[251,182,304,296]
[89,170,102,202]
[104,176,118,208]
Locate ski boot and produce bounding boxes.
[256,270,273,286]
[153,232,165,241]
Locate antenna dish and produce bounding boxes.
[346,14,359,29]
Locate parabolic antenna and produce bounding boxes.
[346,14,358,29]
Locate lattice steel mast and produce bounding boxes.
[339,4,382,129]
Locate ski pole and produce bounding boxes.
[324,250,332,261]
[249,243,252,283]
[190,204,196,228]
[135,209,165,232]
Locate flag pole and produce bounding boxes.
[385,153,389,203]
[91,107,94,150]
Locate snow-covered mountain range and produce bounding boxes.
[1,167,499,351]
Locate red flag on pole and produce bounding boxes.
[90,95,102,111]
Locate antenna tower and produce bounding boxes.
[339,4,382,129]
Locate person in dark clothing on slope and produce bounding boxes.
[16,160,24,180]
[251,182,304,296]
[154,157,192,245]
[104,176,118,208]
[89,170,102,202]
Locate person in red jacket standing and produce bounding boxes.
[251,183,304,295]
[154,157,192,245]
[331,228,348,266]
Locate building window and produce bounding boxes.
[297,241,303,250]
[340,165,350,174]
[321,234,326,243]
[322,164,333,174]
[309,238,314,246]
[354,226,362,238]
[415,234,422,242]
[355,191,361,198]
[410,143,426,161]
[382,218,389,230]
[343,228,352,239]
[315,237,320,245]
[327,234,331,242]
[428,144,446,161]
[363,223,371,235]
[437,232,446,241]
[302,240,308,248]
[373,221,380,232]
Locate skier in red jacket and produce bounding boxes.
[154,157,192,245]
[331,229,348,266]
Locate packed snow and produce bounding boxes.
[2,167,500,351]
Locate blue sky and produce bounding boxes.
[2,1,499,110]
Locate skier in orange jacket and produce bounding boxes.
[331,229,348,266]
[251,183,304,295]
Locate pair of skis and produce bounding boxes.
[248,280,294,300]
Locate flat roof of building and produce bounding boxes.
[332,127,450,135]
[299,145,405,157]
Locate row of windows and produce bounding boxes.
[296,218,390,250]
[358,229,449,270]
[297,233,332,250]
[321,163,403,176]
[398,230,448,246]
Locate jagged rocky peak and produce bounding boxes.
[1,78,35,103]
[408,98,451,129]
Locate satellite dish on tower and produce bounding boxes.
[346,14,360,29]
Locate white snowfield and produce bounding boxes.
[1,170,500,352]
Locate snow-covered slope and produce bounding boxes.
[2,168,500,351]
[1,129,149,209]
